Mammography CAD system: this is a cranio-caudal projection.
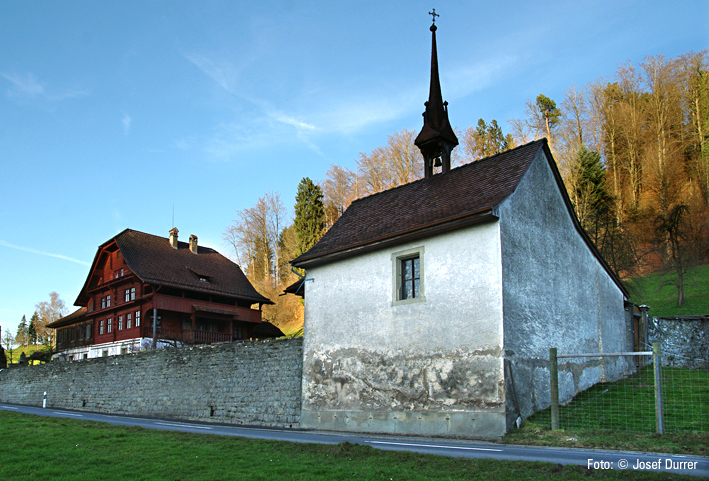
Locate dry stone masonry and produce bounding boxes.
[0,338,302,427]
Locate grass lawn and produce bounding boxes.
[625,264,709,316]
[0,412,695,481]
[503,367,709,456]
[2,343,50,365]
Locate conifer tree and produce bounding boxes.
[294,177,325,258]
[16,315,28,347]
[536,94,561,141]
[28,313,38,345]
[570,147,612,240]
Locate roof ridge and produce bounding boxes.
[347,138,545,206]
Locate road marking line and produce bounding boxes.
[366,441,503,452]
[155,422,213,430]
[0,406,19,410]
[53,412,83,416]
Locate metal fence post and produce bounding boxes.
[653,342,664,434]
[550,348,560,430]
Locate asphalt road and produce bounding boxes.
[2,403,707,478]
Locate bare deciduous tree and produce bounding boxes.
[35,292,67,346]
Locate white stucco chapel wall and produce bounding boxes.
[497,148,631,424]
[300,145,632,439]
[301,221,508,437]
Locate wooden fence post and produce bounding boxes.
[653,342,664,434]
[550,348,560,430]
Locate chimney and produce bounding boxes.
[169,227,179,249]
[189,234,198,254]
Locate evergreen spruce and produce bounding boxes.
[28,313,38,345]
[571,146,612,235]
[16,315,28,347]
[294,177,325,258]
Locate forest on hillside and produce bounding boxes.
[224,50,709,329]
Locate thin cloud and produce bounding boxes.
[1,71,89,101]
[122,113,132,135]
[268,111,316,131]
[182,52,233,92]
[0,240,90,266]
[2,71,45,97]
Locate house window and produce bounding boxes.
[106,295,111,307]
[118,315,123,330]
[107,318,112,333]
[101,297,106,309]
[88,299,94,312]
[99,320,104,335]
[126,313,132,329]
[135,310,141,327]
[120,268,124,277]
[391,246,425,306]
[86,324,92,338]
[114,271,119,279]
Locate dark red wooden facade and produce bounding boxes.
[51,230,275,355]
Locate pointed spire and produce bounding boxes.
[415,11,458,178]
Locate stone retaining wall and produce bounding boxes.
[649,316,708,369]
[0,337,303,426]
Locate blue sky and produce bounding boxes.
[0,1,707,337]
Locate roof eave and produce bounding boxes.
[144,278,274,305]
[293,208,497,269]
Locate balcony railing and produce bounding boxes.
[154,328,232,345]
[56,337,93,351]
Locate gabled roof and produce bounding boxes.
[292,140,543,268]
[76,229,271,306]
[46,307,88,329]
[291,139,627,297]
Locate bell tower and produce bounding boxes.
[414,9,459,178]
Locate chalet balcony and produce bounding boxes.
[154,328,232,345]
[56,336,93,352]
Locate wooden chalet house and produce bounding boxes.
[48,228,278,360]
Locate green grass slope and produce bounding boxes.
[625,265,709,317]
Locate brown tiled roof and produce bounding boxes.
[249,322,285,338]
[192,304,261,321]
[291,138,628,297]
[77,229,270,305]
[292,139,545,267]
[47,307,88,328]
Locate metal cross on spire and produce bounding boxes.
[428,9,439,25]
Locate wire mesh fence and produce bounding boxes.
[538,344,709,434]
